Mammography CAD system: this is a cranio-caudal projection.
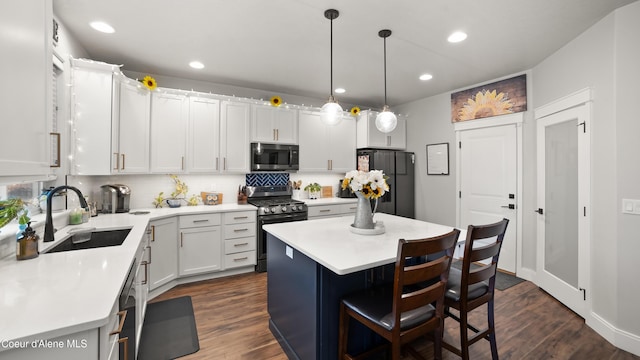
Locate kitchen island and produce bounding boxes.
[264,213,459,360]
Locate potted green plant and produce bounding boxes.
[0,198,30,229]
[304,183,322,200]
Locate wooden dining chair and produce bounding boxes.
[338,229,461,360]
[443,218,509,360]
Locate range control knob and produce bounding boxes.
[261,207,270,214]
[271,207,278,213]
[290,205,297,211]
[281,206,288,212]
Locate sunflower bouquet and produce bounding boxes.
[341,170,389,200]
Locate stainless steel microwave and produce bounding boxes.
[251,143,299,171]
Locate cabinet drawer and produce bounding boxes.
[224,211,256,224]
[308,204,341,218]
[225,236,256,254]
[224,250,256,269]
[339,203,358,214]
[225,222,256,239]
[180,213,221,228]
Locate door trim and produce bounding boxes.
[455,112,524,276]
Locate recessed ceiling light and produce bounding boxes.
[447,31,467,43]
[89,21,115,34]
[189,61,205,69]
[334,88,346,94]
[419,74,433,81]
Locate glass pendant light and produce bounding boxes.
[375,29,398,133]
[320,9,343,126]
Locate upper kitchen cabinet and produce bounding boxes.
[150,91,189,173]
[356,110,407,150]
[70,59,119,175]
[188,96,220,173]
[112,77,150,173]
[70,59,151,175]
[298,111,356,173]
[220,100,251,173]
[251,104,298,144]
[0,1,52,180]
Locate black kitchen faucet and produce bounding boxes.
[43,186,88,242]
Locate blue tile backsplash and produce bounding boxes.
[246,173,290,186]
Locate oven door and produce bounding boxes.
[256,212,307,272]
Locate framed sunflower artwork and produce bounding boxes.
[450,74,526,122]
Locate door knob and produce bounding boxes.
[501,204,515,209]
[535,208,544,214]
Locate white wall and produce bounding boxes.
[614,0,640,343]
[395,93,456,226]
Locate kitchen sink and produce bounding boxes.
[45,228,132,253]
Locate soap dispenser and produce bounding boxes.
[16,222,39,260]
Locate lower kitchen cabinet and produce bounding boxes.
[223,211,257,270]
[179,214,223,276]
[148,217,178,291]
[307,203,357,220]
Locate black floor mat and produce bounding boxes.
[138,296,200,360]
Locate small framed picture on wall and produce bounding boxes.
[426,143,449,175]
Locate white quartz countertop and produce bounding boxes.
[0,204,255,348]
[263,213,463,275]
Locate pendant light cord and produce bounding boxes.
[383,35,387,105]
[330,16,334,97]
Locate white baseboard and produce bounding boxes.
[589,312,640,356]
[516,267,536,282]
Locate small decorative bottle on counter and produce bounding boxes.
[16,222,39,260]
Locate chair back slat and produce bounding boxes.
[469,241,501,263]
[467,263,497,284]
[403,256,449,285]
[401,282,445,312]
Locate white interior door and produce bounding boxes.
[536,104,590,318]
[459,124,517,272]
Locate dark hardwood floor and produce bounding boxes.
[152,272,639,360]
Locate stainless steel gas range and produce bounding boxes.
[246,186,308,272]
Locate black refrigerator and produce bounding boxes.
[356,149,415,218]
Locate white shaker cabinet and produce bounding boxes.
[0,0,51,179]
[112,79,150,173]
[298,111,356,172]
[70,60,116,175]
[188,97,220,172]
[70,60,151,175]
[356,110,407,150]
[150,91,188,173]
[251,104,298,144]
[220,100,251,173]
[148,217,178,291]
[179,213,222,276]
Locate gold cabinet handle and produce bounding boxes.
[110,310,128,335]
[118,337,129,360]
[142,261,149,285]
[216,157,219,170]
[180,232,183,247]
[233,242,249,247]
[181,156,185,170]
[224,157,227,170]
[233,257,248,262]
[151,225,155,241]
[233,216,248,220]
[233,228,248,232]
[113,152,119,170]
[121,153,125,170]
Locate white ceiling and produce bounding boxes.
[54,0,635,108]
